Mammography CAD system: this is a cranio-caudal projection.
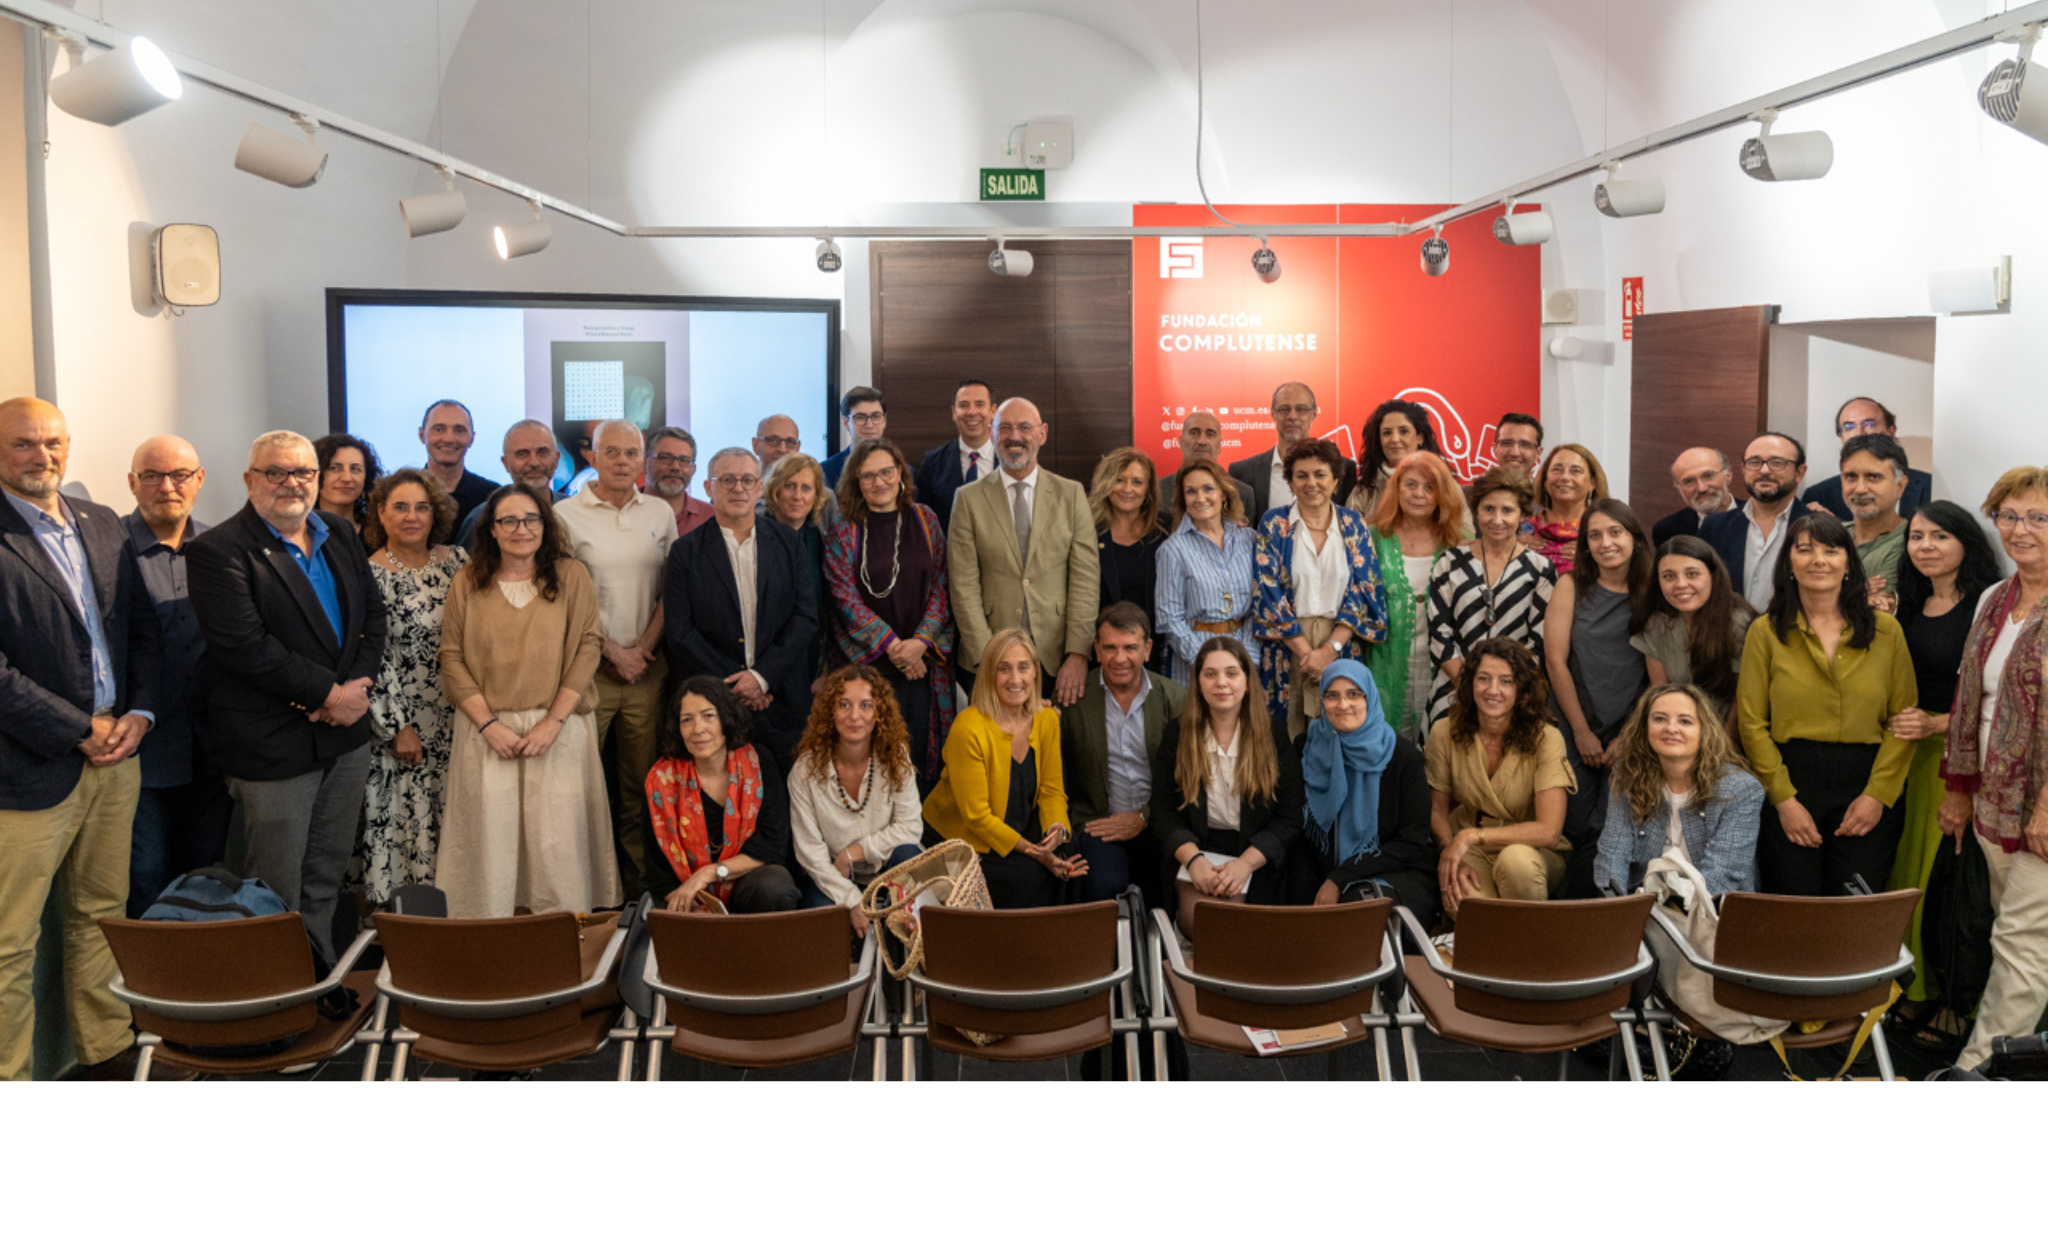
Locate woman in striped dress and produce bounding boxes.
[1156,458,1259,684]
[1365,452,1466,743]
[1427,465,1555,731]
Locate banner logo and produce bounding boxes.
[1160,237,1205,279]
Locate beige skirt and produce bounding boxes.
[436,707,620,918]
[1283,615,1339,741]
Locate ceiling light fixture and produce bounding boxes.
[1250,238,1281,283]
[815,238,843,273]
[400,166,467,237]
[47,34,181,125]
[1491,200,1553,245]
[988,239,1033,277]
[493,201,551,259]
[1593,162,1664,218]
[1980,27,2048,144]
[1420,229,1449,277]
[235,114,327,188]
[1739,109,1834,181]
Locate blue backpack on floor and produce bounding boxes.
[141,867,290,922]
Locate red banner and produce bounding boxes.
[1133,204,1539,484]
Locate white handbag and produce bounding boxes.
[1642,848,1788,1046]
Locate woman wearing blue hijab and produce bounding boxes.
[1298,660,1440,927]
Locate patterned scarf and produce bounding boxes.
[647,746,765,904]
[1944,578,2048,852]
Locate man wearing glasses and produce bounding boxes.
[662,448,819,768]
[752,414,802,477]
[0,398,162,1080]
[645,426,713,537]
[456,419,563,547]
[187,430,386,969]
[121,436,232,917]
[1159,410,1253,530]
[1698,431,1812,610]
[1801,397,1934,520]
[821,387,887,491]
[1228,381,1357,525]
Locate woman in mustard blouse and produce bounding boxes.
[1737,514,1917,897]
[922,628,1085,908]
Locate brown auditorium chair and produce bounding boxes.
[1641,889,1918,1081]
[1393,895,1658,1081]
[100,915,378,1080]
[365,909,635,1081]
[639,904,883,1080]
[1148,898,1402,1080]
[898,900,1137,1080]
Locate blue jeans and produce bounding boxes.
[800,844,926,908]
[128,775,233,917]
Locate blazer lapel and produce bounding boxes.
[245,508,340,658]
[0,510,81,625]
[702,524,744,624]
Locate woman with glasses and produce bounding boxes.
[348,470,464,910]
[823,438,955,785]
[1939,471,2048,1071]
[1737,514,1916,898]
[312,433,382,534]
[435,485,617,918]
[1090,448,1170,674]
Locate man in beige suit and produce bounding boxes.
[948,396,1099,705]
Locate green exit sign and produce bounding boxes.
[980,168,1045,201]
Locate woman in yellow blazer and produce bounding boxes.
[923,628,1086,907]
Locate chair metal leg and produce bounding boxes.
[1399,1018,1423,1082]
[134,1041,154,1082]
[360,995,389,1082]
[388,1042,410,1082]
[646,996,665,1081]
[1616,1027,1646,1082]
[1644,1021,1674,1082]
[1870,1022,1898,1082]
[614,1011,638,1082]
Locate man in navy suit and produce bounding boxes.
[663,447,820,770]
[1697,431,1812,611]
[821,387,888,491]
[188,430,385,967]
[1227,381,1357,524]
[0,397,162,1081]
[915,379,998,533]
[1802,397,1933,520]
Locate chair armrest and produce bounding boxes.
[111,928,377,1023]
[1397,905,1653,1000]
[376,926,629,1020]
[1155,909,1396,1005]
[642,927,877,1015]
[906,927,1132,1010]
[1645,911,1912,995]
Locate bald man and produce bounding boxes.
[554,420,678,898]
[456,418,564,547]
[1651,447,1737,545]
[0,398,163,1080]
[187,429,386,968]
[753,414,800,476]
[122,435,232,917]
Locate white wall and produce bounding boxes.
[31,0,2048,526]
[1769,318,1937,492]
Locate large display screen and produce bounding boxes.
[326,289,839,494]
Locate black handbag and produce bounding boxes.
[1922,825,1995,1021]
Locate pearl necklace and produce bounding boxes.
[831,754,876,815]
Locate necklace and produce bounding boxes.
[861,512,903,599]
[831,754,876,814]
[379,549,430,573]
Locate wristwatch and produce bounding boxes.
[715,863,731,882]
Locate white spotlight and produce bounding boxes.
[1740,112,1833,181]
[1492,205,1553,246]
[235,118,327,188]
[493,206,552,260]
[988,241,1034,277]
[399,168,466,238]
[815,238,844,273]
[1420,231,1449,277]
[1251,241,1281,283]
[1980,52,2048,145]
[1594,165,1664,218]
[48,36,182,126]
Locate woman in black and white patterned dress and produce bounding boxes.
[1426,465,1555,730]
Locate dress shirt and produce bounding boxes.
[554,483,677,646]
[719,522,769,693]
[1103,670,1154,815]
[260,509,343,642]
[124,511,206,786]
[1740,497,1798,611]
[1287,504,1349,619]
[960,438,996,481]
[1204,725,1241,830]
[999,463,1040,524]
[4,487,131,718]
[1156,517,1259,682]
[673,493,715,537]
[1267,454,1294,518]
[1735,611,1918,806]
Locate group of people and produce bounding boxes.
[2,378,2043,1080]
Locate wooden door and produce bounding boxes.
[1628,305,1775,525]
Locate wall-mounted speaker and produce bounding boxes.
[153,223,220,307]
[1540,289,1579,325]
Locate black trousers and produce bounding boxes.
[729,864,802,914]
[979,847,1063,909]
[884,671,933,789]
[1757,739,1905,897]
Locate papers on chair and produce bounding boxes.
[1242,1023,1350,1056]
[1175,850,1236,882]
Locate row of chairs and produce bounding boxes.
[99,883,1919,1082]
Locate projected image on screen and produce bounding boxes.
[329,290,837,499]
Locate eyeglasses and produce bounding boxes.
[711,475,761,491]
[856,468,899,486]
[848,410,886,425]
[1838,419,1887,437]
[1991,510,2048,533]
[756,435,799,450]
[1741,456,1798,472]
[493,514,544,533]
[651,453,696,468]
[994,424,1037,439]
[135,469,200,488]
[1272,405,1316,418]
[1493,439,1540,452]
[252,466,319,485]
